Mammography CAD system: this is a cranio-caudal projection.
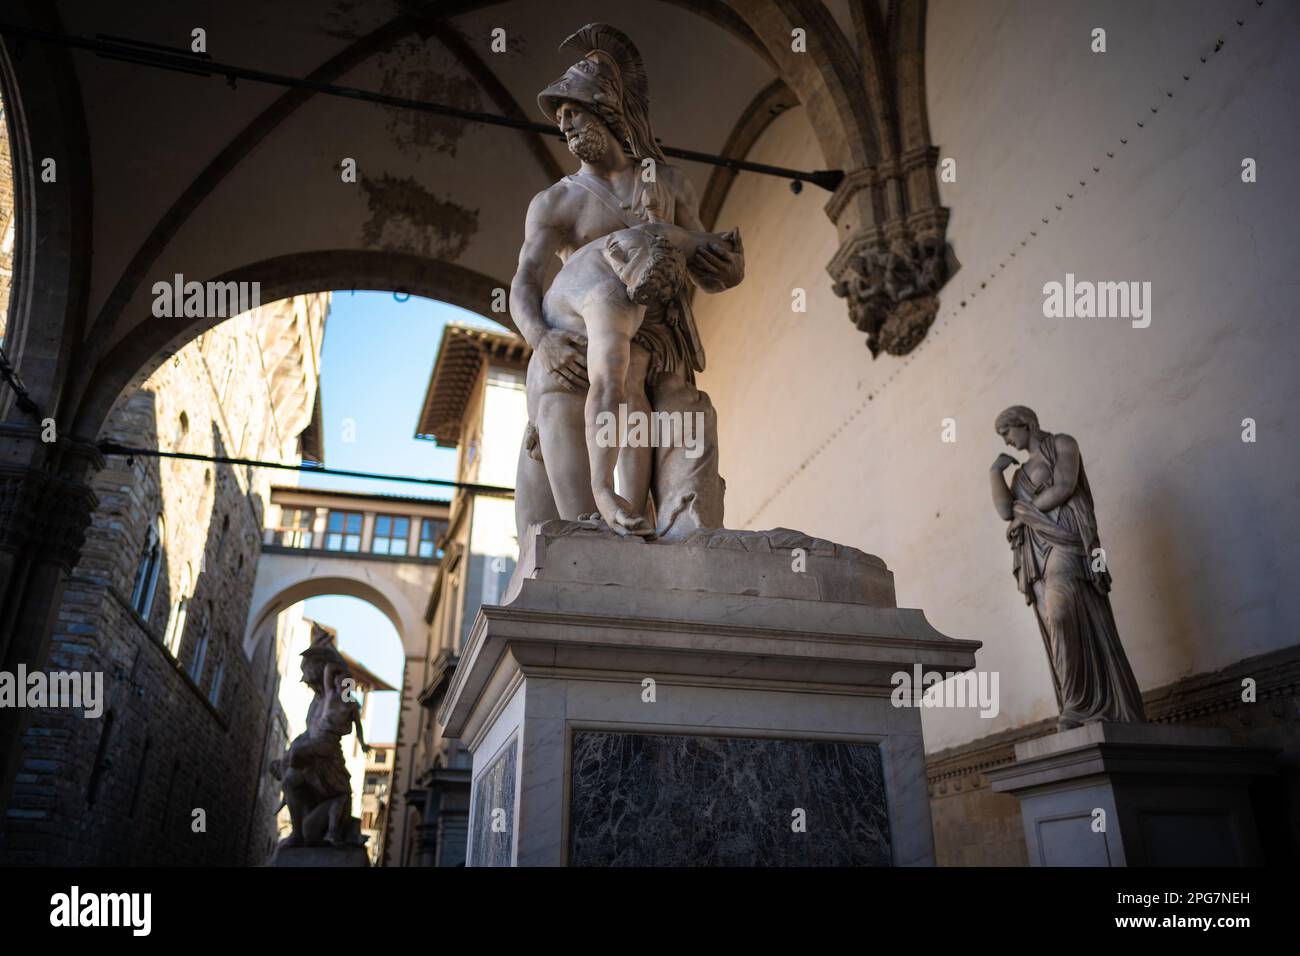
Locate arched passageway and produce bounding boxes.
[0,0,954,867]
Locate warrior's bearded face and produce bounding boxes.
[557,103,613,162]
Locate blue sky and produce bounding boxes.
[298,291,504,742]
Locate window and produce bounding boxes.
[172,411,189,449]
[214,514,230,562]
[418,519,445,559]
[325,511,362,552]
[130,516,165,619]
[371,514,410,556]
[163,565,191,656]
[373,750,388,765]
[85,712,115,807]
[209,658,225,706]
[274,507,314,548]
[189,611,210,683]
[129,737,152,818]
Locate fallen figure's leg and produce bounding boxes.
[583,292,655,536]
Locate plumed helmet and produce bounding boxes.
[300,625,349,672]
[537,22,666,162]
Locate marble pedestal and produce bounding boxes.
[985,722,1276,866]
[268,845,370,867]
[438,522,981,867]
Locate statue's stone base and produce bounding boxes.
[986,722,1275,866]
[438,521,980,867]
[268,844,370,867]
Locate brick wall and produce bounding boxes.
[0,297,325,865]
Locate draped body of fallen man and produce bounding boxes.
[536,221,741,536]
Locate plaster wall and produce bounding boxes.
[691,0,1300,752]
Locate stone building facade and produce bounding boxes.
[401,323,528,867]
[0,294,327,865]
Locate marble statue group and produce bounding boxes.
[269,631,369,856]
[269,27,1147,852]
[510,23,743,542]
[507,22,1146,733]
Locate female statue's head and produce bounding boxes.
[995,405,1043,451]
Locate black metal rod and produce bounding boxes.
[94,440,515,498]
[0,22,845,192]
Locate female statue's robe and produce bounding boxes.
[1008,433,1145,725]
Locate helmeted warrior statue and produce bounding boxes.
[269,630,369,852]
[511,23,745,541]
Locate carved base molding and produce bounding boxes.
[0,466,100,572]
[927,642,1300,798]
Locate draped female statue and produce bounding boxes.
[989,406,1145,729]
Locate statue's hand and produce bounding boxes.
[594,489,655,539]
[536,329,589,391]
[691,236,745,291]
[992,453,1019,472]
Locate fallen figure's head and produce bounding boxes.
[599,222,741,305]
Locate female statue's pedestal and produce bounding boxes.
[987,722,1275,865]
[987,407,1275,865]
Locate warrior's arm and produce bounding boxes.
[1034,435,1081,512]
[510,189,565,349]
[669,169,744,292]
[511,188,589,389]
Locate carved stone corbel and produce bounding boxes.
[826,148,954,358]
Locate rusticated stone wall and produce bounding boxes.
[0,295,326,865]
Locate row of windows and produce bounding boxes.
[129,515,228,707]
[273,508,444,558]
